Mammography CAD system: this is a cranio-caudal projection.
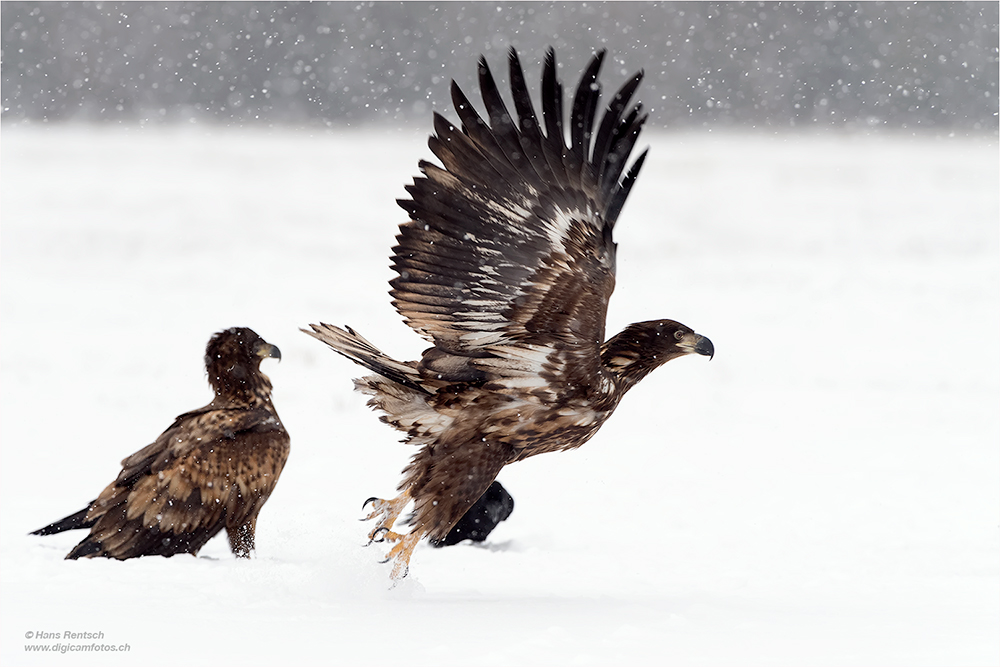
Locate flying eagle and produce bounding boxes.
[31,327,290,560]
[305,48,713,579]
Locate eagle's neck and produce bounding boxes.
[209,366,273,408]
[600,322,687,394]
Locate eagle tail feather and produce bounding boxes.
[303,323,428,394]
[65,537,103,560]
[30,505,95,536]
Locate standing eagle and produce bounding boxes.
[305,48,713,579]
[31,327,290,560]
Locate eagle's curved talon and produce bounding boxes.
[362,496,378,511]
[370,526,390,543]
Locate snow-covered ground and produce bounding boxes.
[1,126,997,666]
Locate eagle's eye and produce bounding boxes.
[674,330,684,341]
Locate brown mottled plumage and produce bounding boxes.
[305,48,713,579]
[31,327,290,560]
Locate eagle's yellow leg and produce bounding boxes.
[362,490,424,579]
[381,529,423,580]
[362,489,411,543]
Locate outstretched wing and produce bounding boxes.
[392,47,647,389]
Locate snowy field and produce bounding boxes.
[1,125,997,666]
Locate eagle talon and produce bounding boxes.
[360,491,411,538]
[380,530,422,581]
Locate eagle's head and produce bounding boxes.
[601,319,713,389]
[205,327,281,401]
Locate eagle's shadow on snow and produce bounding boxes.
[466,538,518,553]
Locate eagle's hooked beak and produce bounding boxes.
[256,342,282,362]
[678,332,714,360]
